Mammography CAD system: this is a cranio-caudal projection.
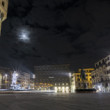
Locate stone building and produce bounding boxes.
[0,0,8,33]
[92,55,110,92]
[17,72,31,89]
[30,74,36,89]
[34,64,71,93]
[10,71,35,90]
[0,67,12,89]
[71,73,76,93]
[71,68,94,91]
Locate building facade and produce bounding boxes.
[17,72,31,90]
[92,55,110,92]
[34,64,71,93]
[71,73,75,93]
[30,74,36,89]
[0,67,12,89]
[71,68,94,91]
[0,0,8,33]
[10,71,35,90]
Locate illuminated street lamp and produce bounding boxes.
[16,73,18,77]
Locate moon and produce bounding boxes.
[18,28,30,43]
[20,33,29,41]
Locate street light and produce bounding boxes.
[16,73,18,77]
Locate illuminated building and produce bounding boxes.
[30,74,36,89]
[0,0,8,34]
[71,74,75,93]
[92,55,110,92]
[73,68,94,90]
[16,72,31,90]
[10,71,32,90]
[34,64,71,93]
[0,67,12,89]
[10,71,36,90]
[0,67,35,90]
[35,83,53,91]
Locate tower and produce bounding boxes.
[0,0,8,34]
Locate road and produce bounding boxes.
[0,93,110,110]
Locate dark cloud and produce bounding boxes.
[0,0,110,71]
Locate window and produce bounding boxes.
[78,83,80,87]
[86,78,88,80]
[77,75,80,77]
[62,83,64,85]
[2,1,5,7]
[77,78,80,81]
[1,13,4,20]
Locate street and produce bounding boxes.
[0,93,110,110]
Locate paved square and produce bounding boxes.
[0,93,110,110]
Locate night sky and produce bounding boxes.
[0,0,110,72]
